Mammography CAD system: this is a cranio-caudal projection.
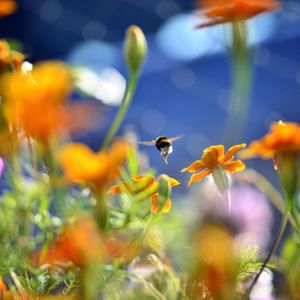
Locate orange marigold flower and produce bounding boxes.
[241,121,300,160]
[195,0,279,28]
[240,121,300,198]
[182,144,246,187]
[108,175,180,214]
[40,215,105,267]
[0,61,72,143]
[0,0,17,17]
[59,140,129,190]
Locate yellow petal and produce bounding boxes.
[150,193,172,214]
[223,160,245,172]
[188,169,211,186]
[181,160,206,173]
[223,143,246,162]
[167,177,181,187]
[201,145,224,169]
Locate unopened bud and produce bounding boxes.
[124,25,147,73]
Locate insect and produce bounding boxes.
[138,135,184,164]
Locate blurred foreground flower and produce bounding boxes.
[59,140,129,190]
[0,0,17,17]
[108,174,180,213]
[188,221,239,299]
[0,61,100,145]
[0,277,7,291]
[38,215,138,267]
[195,0,279,28]
[0,40,24,71]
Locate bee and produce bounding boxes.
[138,135,184,164]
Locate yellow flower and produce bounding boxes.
[196,0,279,28]
[182,144,246,187]
[108,175,180,214]
[0,61,72,143]
[0,277,7,291]
[0,0,17,17]
[59,140,129,190]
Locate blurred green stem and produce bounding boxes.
[101,70,139,149]
[224,21,252,146]
[94,189,108,230]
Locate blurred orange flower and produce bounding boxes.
[0,40,24,71]
[241,121,300,160]
[108,175,180,213]
[0,0,17,17]
[0,277,7,291]
[40,215,105,267]
[59,140,129,190]
[38,215,138,267]
[0,61,72,143]
[182,144,246,186]
[195,0,279,28]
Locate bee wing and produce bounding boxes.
[138,140,156,146]
[169,135,184,142]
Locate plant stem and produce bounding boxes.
[101,70,139,149]
[93,190,108,230]
[244,209,289,298]
[224,21,252,147]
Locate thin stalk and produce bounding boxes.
[101,70,139,149]
[93,189,108,230]
[244,209,289,298]
[224,21,252,146]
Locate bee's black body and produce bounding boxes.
[138,135,183,164]
[155,136,171,151]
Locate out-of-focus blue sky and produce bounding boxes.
[2,0,300,183]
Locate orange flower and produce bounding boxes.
[59,140,129,190]
[240,121,300,198]
[40,215,105,267]
[0,40,24,71]
[196,0,279,28]
[0,0,17,17]
[0,61,72,143]
[182,144,246,187]
[241,121,300,160]
[108,175,180,213]
[0,277,7,291]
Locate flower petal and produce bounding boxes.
[167,177,181,187]
[223,143,247,162]
[223,160,245,172]
[107,185,121,195]
[201,145,224,169]
[181,160,206,173]
[188,169,211,186]
[150,193,172,214]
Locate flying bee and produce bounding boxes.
[138,135,184,164]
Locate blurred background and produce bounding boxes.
[2,0,300,184]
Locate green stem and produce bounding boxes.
[93,190,108,230]
[224,21,252,146]
[244,209,289,299]
[101,70,139,149]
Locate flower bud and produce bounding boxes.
[124,25,147,73]
[157,174,171,200]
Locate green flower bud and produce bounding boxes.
[124,25,147,73]
[158,174,171,200]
